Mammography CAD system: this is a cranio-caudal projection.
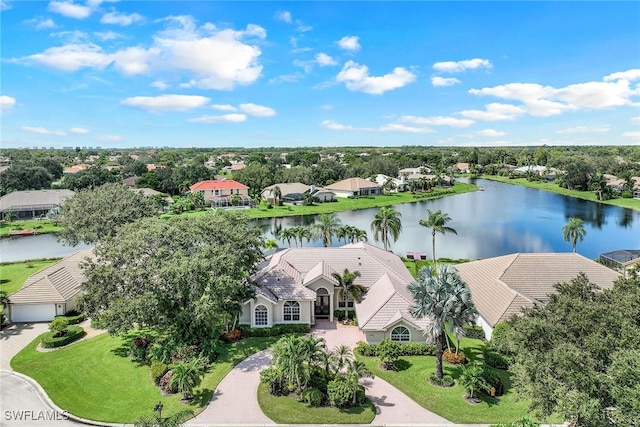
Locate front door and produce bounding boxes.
[315,295,330,318]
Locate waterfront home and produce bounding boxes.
[454,253,620,339]
[0,189,75,220]
[190,179,252,208]
[261,183,335,204]
[325,177,381,198]
[240,242,430,344]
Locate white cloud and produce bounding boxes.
[321,120,433,134]
[631,116,640,123]
[1,1,12,11]
[121,94,210,112]
[0,95,16,110]
[433,58,492,73]
[459,103,525,121]
[239,103,276,117]
[24,17,57,30]
[48,1,92,19]
[336,61,415,95]
[337,36,360,51]
[25,43,111,71]
[275,11,292,23]
[378,123,434,134]
[269,72,305,85]
[211,104,237,111]
[431,76,460,87]
[93,30,122,41]
[188,113,247,123]
[556,125,611,134]
[320,104,333,110]
[100,10,143,26]
[112,46,158,75]
[399,115,474,128]
[21,126,67,136]
[315,53,337,67]
[97,134,122,142]
[70,127,90,134]
[603,69,640,82]
[321,120,355,131]
[151,80,168,90]
[622,131,640,138]
[477,129,506,137]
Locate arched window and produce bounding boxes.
[254,305,268,326]
[390,325,410,342]
[283,301,300,321]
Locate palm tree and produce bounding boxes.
[170,357,206,400]
[370,207,402,252]
[277,228,294,248]
[562,217,587,253]
[408,265,476,379]
[336,225,351,244]
[330,345,353,375]
[419,209,457,268]
[264,239,278,251]
[273,185,282,206]
[271,335,326,393]
[345,359,373,405]
[312,213,342,247]
[331,268,366,311]
[293,226,311,247]
[348,226,368,243]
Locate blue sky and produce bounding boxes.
[1,1,639,149]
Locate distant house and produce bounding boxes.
[455,253,620,339]
[599,249,640,277]
[371,174,403,192]
[0,189,75,220]
[63,164,91,174]
[190,179,252,208]
[240,242,430,344]
[454,162,471,173]
[261,183,336,204]
[512,165,547,175]
[122,176,140,188]
[325,177,381,198]
[8,250,94,323]
[399,166,432,177]
[130,188,174,208]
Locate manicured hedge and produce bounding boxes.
[57,313,85,325]
[40,326,85,348]
[463,325,486,340]
[483,346,512,370]
[238,323,310,337]
[354,340,437,357]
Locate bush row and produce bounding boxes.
[355,340,437,357]
[333,310,356,321]
[483,346,512,370]
[54,313,85,325]
[40,325,85,348]
[238,323,310,337]
[462,325,486,340]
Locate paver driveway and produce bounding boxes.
[0,322,49,371]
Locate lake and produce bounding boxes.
[1,179,638,262]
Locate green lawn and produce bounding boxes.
[483,175,640,211]
[167,182,476,220]
[11,333,282,423]
[357,338,559,425]
[0,259,60,295]
[0,220,61,238]
[257,382,376,424]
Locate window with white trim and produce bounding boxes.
[254,305,268,326]
[390,326,410,342]
[283,301,300,321]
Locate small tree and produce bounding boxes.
[376,338,401,370]
[345,359,373,405]
[49,317,69,337]
[459,364,489,400]
[170,357,206,400]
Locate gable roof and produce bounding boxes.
[455,253,621,327]
[9,250,95,304]
[262,183,311,197]
[325,177,380,192]
[0,189,75,212]
[190,179,249,191]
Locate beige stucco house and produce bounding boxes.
[455,253,621,339]
[240,242,430,343]
[190,179,252,208]
[325,178,381,198]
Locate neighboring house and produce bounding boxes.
[455,253,620,339]
[0,189,75,220]
[512,165,547,175]
[63,164,91,174]
[371,174,403,192]
[190,179,252,208]
[599,249,640,277]
[7,250,95,323]
[313,189,336,202]
[454,162,471,173]
[262,183,312,203]
[399,166,432,177]
[325,178,381,198]
[131,188,174,208]
[122,176,140,188]
[240,242,430,344]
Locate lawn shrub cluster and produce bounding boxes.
[463,325,486,340]
[238,323,310,337]
[354,340,437,357]
[328,378,365,407]
[483,346,511,370]
[443,349,468,365]
[40,325,85,348]
[480,366,505,397]
[220,329,241,343]
[428,373,455,387]
[333,310,356,321]
[490,416,539,427]
[150,360,168,385]
[55,313,85,325]
[300,387,324,407]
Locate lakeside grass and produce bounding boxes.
[11,333,282,423]
[0,220,61,238]
[482,175,640,211]
[0,258,60,295]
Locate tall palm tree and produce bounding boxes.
[331,268,366,310]
[345,359,373,405]
[330,345,353,375]
[273,185,282,206]
[419,209,457,268]
[408,265,476,379]
[562,217,587,253]
[170,357,205,400]
[312,213,342,247]
[293,226,311,247]
[370,207,402,252]
[348,226,368,243]
[276,228,294,248]
[272,335,326,394]
[336,225,351,244]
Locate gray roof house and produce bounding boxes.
[239,242,430,343]
[454,253,621,339]
[325,178,381,198]
[0,189,75,220]
[8,250,95,323]
[261,182,312,203]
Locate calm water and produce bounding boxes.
[1,179,638,262]
[255,179,640,260]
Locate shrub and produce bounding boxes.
[220,329,241,343]
[129,336,150,361]
[490,322,515,355]
[443,349,468,365]
[90,315,107,329]
[327,378,352,407]
[41,325,84,348]
[238,323,310,337]
[463,325,486,340]
[377,338,402,370]
[480,366,504,397]
[354,341,376,357]
[301,387,324,407]
[483,347,511,370]
[49,318,69,337]
[401,342,436,356]
[260,366,286,396]
[334,310,346,321]
[459,364,490,399]
[428,374,455,387]
[150,361,169,385]
[56,313,85,325]
[490,416,540,427]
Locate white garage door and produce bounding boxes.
[10,304,56,323]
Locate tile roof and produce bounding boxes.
[455,253,621,327]
[326,177,380,192]
[9,250,95,304]
[262,183,311,197]
[190,179,249,191]
[0,189,75,211]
